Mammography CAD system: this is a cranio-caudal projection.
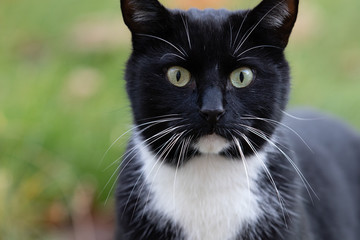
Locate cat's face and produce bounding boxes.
[121,0,298,165]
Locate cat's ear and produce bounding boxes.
[251,0,299,47]
[121,0,170,33]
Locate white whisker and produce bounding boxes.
[121,128,183,218]
[236,45,282,58]
[160,53,186,61]
[173,134,192,209]
[101,119,186,204]
[232,10,250,50]
[239,132,288,225]
[137,33,188,57]
[236,56,258,62]
[100,116,183,169]
[242,115,313,153]
[141,131,186,219]
[108,119,183,168]
[232,136,251,207]
[240,125,319,203]
[229,22,233,49]
[234,0,286,54]
[282,110,324,121]
[106,125,186,206]
[106,124,187,210]
[181,14,192,49]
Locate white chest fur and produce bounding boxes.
[137,136,266,240]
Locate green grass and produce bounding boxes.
[0,0,131,238]
[287,0,360,127]
[0,0,359,239]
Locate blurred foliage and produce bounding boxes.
[0,0,130,238]
[0,0,359,239]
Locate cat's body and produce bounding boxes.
[284,110,360,240]
[116,0,360,239]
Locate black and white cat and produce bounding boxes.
[115,0,360,239]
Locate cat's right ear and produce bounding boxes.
[250,0,299,48]
[121,0,170,34]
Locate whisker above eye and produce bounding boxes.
[232,10,250,50]
[136,33,188,57]
[236,56,258,62]
[236,45,282,59]
[160,53,186,61]
[180,14,192,50]
[229,22,233,49]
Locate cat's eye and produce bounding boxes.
[167,66,191,87]
[230,67,254,88]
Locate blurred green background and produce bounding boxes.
[0,0,359,239]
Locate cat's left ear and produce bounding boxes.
[251,0,299,48]
[121,0,170,34]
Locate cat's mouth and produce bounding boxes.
[195,134,230,154]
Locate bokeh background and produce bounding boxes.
[1,0,359,239]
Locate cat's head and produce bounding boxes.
[121,0,298,165]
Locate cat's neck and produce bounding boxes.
[134,131,295,240]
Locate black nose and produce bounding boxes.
[200,107,225,124]
[200,86,225,126]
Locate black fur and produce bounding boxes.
[116,0,360,239]
[122,1,292,165]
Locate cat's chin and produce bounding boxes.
[195,134,230,154]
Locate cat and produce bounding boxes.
[115,0,360,239]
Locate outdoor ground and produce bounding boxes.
[0,0,359,239]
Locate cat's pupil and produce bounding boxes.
[176,71,181,82]
[239,72,244,83]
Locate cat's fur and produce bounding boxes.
[115,0,360,239]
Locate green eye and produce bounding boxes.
[230,67,254,88]
[167,66,191,87]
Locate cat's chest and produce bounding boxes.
[139,142,266,240]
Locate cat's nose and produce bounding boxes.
[200,86,225,125]
[200,107,225,124]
